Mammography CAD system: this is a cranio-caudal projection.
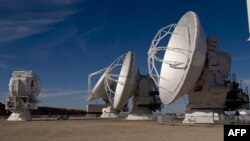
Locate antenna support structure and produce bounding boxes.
[5,71,40,121]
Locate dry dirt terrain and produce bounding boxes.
[0,119,223,141]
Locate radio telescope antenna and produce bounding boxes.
[87,52,137,118]
[104,51,162,120]
[148,11,234,123]
[87,51,162,119]
[5,71,40,121]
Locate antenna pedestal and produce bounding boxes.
[100,106,119,118]
[127,102,153,120]
[127,76,161,120]
[5,96,38,121]
[183,46,231,124]
[7,110,31,121]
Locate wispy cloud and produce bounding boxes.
[0,54,20,60]
[0,54,24,70]
[75,7,107,55]
[28,26,78,62]
[0,0,80,9]
[0,62,11,69]
[39,87,87,109]
[0,65,24,70]
[32,0,80,5]
[233,55,250,61]
[76,26,104,56]
[40,88,87,98]
[0,0,79,43]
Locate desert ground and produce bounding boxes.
[0,119,223,141]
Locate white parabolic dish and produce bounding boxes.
[159,11,207,104]
[113,51,137,109]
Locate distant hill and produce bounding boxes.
[0,102,86,116]
[32,106,86,115]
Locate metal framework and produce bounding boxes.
[88,67,109,98]
[147,24,191,88]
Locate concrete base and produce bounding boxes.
[127,114,152,120]
[100,113,119,118]
[183,109,225,124]
[7,110,31,121]
[100,106,119,119]
[126,106,153,120]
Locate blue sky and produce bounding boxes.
[0,0,250,112]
